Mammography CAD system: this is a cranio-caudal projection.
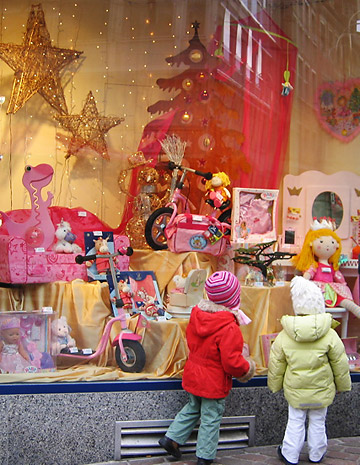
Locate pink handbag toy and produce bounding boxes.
[165,213,229,256]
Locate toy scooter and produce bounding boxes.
[57,246,147,373]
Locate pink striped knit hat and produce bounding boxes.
[205,271,241,310]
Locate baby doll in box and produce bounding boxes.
[0,317,32,373]
[292,218,360,318]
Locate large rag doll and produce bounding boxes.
[292,220,360,318]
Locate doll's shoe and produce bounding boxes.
[277,446,298,465]
[197,458,213,465]
[158,435,181,459]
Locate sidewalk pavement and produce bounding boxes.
[88,436,360,465]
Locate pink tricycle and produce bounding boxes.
[145,161,232,250]
[59,247,147,373]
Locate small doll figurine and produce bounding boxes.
[292,218,360,318]
[86,236,114,274]
[0,317,32,373]
[281,69,293,96]
[117,280,133,312]
[204,172,231,210]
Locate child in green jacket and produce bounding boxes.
[268,276,351,465]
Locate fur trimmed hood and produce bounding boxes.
[197,299,251,326]
[197,299,242,325]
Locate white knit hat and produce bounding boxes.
[290,276,326,315]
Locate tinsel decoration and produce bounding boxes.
[0,4,83,115]
[118,151,171,249]
[159,134,187,165]
[54,91,124,160]
[118,151,153,194]
[160,134,187,195]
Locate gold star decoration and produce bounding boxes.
[54,91,125,160]
[0,3,83,115]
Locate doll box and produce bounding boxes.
[0,310,56,374]
[231,188,279,244]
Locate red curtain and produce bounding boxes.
[211,10,297,189]
[118,11,297,231]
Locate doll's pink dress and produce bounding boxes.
[239,195,272,235]
[306,263,353,306]
[0,342,31,373]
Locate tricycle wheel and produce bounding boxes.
[218,208,232,236]
[115,340,146,373]
[145,207,173,250]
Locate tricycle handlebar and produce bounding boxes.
[75,246,133,264]
[168,161,212,181]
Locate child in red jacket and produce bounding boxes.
[159,270,255,465]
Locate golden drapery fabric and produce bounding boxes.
[129,249,218,297]
[0,250,217,384]
[0,278,190,383]
[0,279,293,383]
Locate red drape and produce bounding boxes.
[118,11,297,230]
[211,10,297,189]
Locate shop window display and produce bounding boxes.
[0,0,358,386]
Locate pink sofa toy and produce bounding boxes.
[0,206,130,284]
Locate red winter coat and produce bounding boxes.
[182,300,252,399]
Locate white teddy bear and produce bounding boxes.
[54,219,82,254]
[51,316,77,355]
[172,274,187,293]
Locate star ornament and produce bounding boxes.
[0,4,82,115]
[54,91,124,160]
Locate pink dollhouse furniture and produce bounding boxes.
[0,206,130,284]
[281,170,360,256]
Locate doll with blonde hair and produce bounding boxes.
[0,317,32,373]
[204,172,231,210]
[292,220,360,318]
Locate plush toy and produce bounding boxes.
[292,218,360,318]
[51,316,77,355]
[204,172,231,210]
[143,295,161,317]
[117,280,133,312]
[54,219,82,254]
[86,236,113,274]
[171,274,187,293]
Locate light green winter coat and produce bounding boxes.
[267,313,351,409]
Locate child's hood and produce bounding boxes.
[191,299,238,337]
[280,312,333,342]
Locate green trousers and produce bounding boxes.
[166,393,226,460]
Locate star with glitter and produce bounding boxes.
[0,4,82,115]
[54,91,124,160]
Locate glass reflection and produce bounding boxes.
[312,191,343,229]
